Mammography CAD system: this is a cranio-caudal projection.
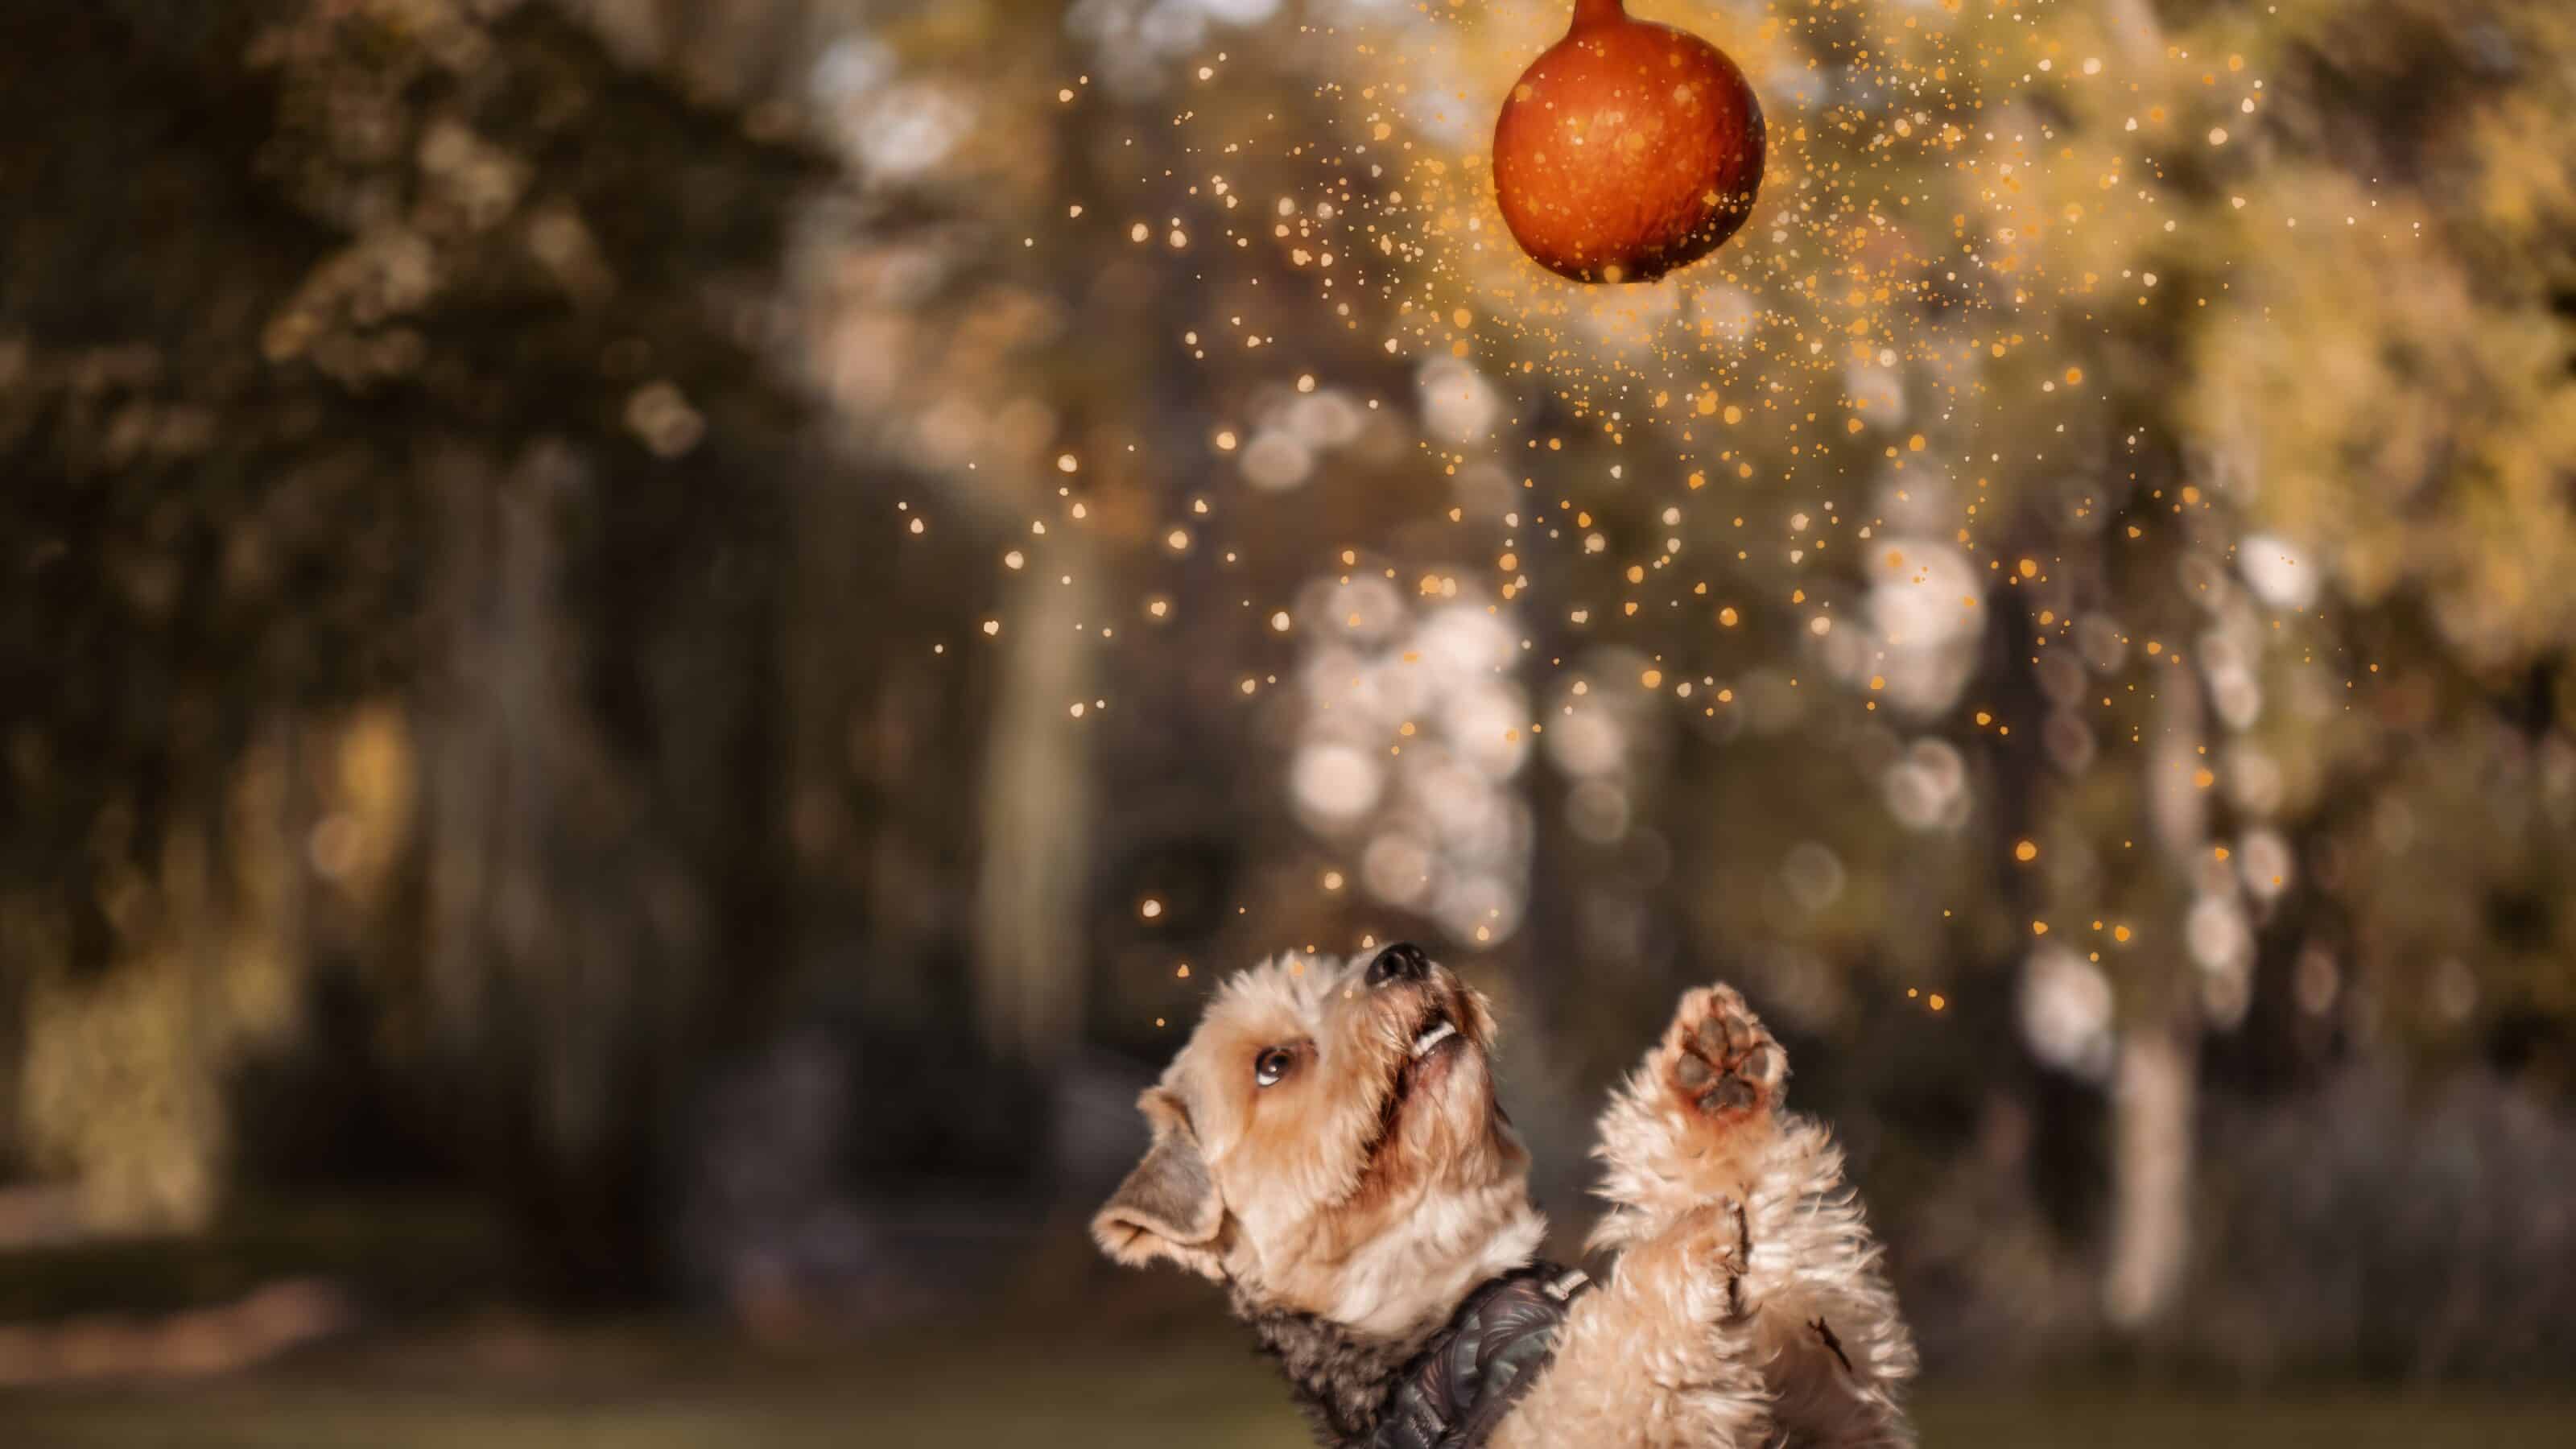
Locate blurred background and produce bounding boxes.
[5,0,2575,1443]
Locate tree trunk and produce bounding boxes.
[972,548,1096,1066]
[2104,654,2209,1329]
[2103,1022,2194,1328]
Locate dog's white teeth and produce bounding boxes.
[1410,1020,1457,1059]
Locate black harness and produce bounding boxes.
[1363,1262,1593,1449]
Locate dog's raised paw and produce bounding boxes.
[1664,985,1784,1123]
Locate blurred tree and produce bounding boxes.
[2,0,833,1288]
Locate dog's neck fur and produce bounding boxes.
[1229,1188,1549,1443]
[1235,1288,1427,1446]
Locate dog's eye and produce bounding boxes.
[1253,1046,1295,1088]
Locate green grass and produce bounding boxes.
[8,1212,2566,1446]
[11,1385,2574,1448]
[0,1197,515,1323]
[6,1327,2574,1448]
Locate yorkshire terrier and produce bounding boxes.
[1093,943,1914,1447]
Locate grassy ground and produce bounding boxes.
[10,1201,2569,1445]
[14,1383,2576,1448]
[6,1324,2574,1448]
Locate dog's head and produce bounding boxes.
[1092,943,1542,1336]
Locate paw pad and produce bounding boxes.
[1667,986,1783,1121]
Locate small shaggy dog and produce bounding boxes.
[1094,943,1915,1447]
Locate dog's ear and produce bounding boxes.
[1092,1087,1224,1278]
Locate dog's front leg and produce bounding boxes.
[1732,1122,1918,1447]
[1580,985,1918,1446]
[1490,1202,1769,1449]
[1587,985,1787,1252]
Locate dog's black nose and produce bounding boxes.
[1366,942,1431,987]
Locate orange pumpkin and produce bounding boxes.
[1492,0,1765,283]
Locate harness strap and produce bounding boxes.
[1368,1262,1593,1449]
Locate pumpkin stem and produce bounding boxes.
[1569,0,1627,31]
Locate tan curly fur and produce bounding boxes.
[1095,951,1916,1447]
